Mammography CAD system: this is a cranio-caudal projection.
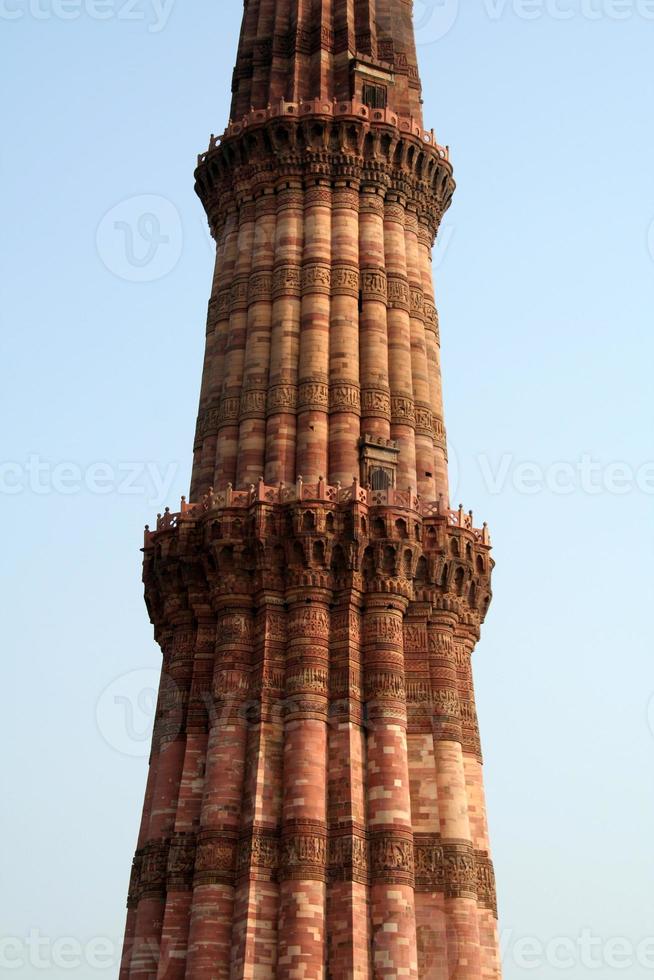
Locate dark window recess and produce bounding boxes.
[370,467,393,491]
[363,83,388,110]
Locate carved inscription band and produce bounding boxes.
[129,833,498,915]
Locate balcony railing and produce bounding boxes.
[147,477,491,547]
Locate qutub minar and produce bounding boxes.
[120,2,502,977]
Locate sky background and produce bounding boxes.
[2,1,654,977]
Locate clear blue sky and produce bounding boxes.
[2,2,653,977]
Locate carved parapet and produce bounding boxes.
[142,490,492,671]
[194,100,454,241]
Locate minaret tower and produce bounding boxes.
[120,2,502,977]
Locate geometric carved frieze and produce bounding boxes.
[391,394,416,427]
[414,403,433,438]
[410,286,425,319]
[329,382,361,415]
[219,395,241,426]
[285,665,329,696]
[384,201,405,224]
[139,839,169,897]
[331,265,359,296]
[166,832,197,891]
[360,268,387,301]
[272,265,302,298]
[364,669,406,701]
[194,831,238,887]
[298,379,330,412]
[267,384,298,415]
[287,606,330,639]
[369,832,415,885]
[230,277,249,312]
[387,274,410,310]
[280,826,328,881]
[432,415,447,450]
[239,388,267,420]
[237,829,280,879]
[302,263,331,294]
[413,836,479,902]
[475,852,498,916]
[248,272,273,303]
[361,387,392,420]
[328,830,369,884]
[423,300,439,341]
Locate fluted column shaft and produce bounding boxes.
[157,621,215,980]
[277,587,331,980]
[329,183,361,486]
[193,243,224,499]
[418,226,449,503]
[456,630,501,980]
[363,593,418,979]
[428,614,482,980]
[405,207,437,501]
[216,201,256,488]
[186,602,253,980]
[265,181,303,486]
[237,192,277,487]
[359,188,391,443]
[230,594,286,978]
[385,196,417,492]
[129,622,195,980]
[326,594,371,979]
[296,182,332,483]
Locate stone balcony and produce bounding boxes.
[146,476,491,548]
[197,96,450,167]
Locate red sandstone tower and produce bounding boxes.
[120,3,501,977]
